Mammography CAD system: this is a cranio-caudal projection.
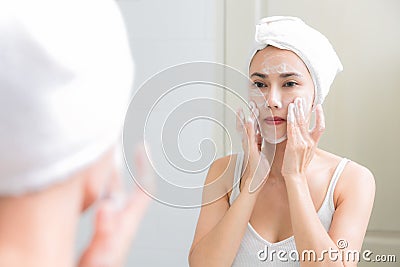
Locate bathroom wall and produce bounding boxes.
[78,1,225,266]
[118,1,225,265]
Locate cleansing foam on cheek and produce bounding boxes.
[248,98,288,145]
[248,90,267,109]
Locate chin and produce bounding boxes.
[260,131,287,144]
[260,125,286,139]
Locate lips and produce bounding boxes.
[265,116,286,125]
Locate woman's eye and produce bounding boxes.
[283,81,297,87]
[253,82,265,88]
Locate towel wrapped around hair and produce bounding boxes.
[251,16,343,107]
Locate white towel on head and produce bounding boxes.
[0,0,134,195]
[252,16,343,106]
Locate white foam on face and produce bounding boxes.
[249,55,305,110]
[264,134,287,144]
[249,54,311,145]
[248,90,267,109]
[260,53,305,75]
[262,62,298,75]
[248,90,281,143]
[248,99,287,145]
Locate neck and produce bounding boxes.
[0,177,83,267]
[261,138,288,178]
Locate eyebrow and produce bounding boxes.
[250,72,303,79]
[250,72,267,79]
[279,72,303,78]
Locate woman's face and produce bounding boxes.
[248,46,315,143]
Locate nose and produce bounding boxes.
[265,87,282,109]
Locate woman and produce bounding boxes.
[189,16,375,266]
[0,1,151,266]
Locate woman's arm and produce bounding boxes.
[285,165,375,267]
[188,156,258,267]
[283,100,375,267]
[79,145,152,267]
[189,114,268,267]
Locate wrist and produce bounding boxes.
[283,174,310,205]
[283,173,307,185]
[241,179,260,202]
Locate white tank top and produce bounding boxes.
[229,153,349,266]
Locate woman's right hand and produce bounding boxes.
[236,103,271,194]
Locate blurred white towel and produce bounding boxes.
[0,0,134,195]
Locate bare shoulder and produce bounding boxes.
[206,154,237,182]
[202,154,239,204]
[190,154,239,254]
[317,149,375,206]
[339,158,375,195]
[317,149,374,181]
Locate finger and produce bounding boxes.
[293,108,306,146]
[249,101,259,117]
[310,104,325,143]
[293,103,308,146]
[236,108,246,138]
[78,198,118,267]
[296,98,305,125]
[92,174,129,240]
[249,101,260,135]
[78,145,154,267]
[120,187,150,241]
[236,108,243,132]
[236,108,252,170]
[286,103,296,142]
[81,194,147,267]
[253,105,260,118]
[134,143,156,193]
[245,116,256,150]
[249,100,256,112]
[241,104,255,149]
[295,98,309,137]
[237,108,250,158]
[241,116,258,174]
[103,155,124,198]
[94,199,118,238]
[124,143,153,227]
[114,145,152,262]
[255,124,262,152]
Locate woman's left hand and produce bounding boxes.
[281,98,325,180]
[78,145,153,267]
